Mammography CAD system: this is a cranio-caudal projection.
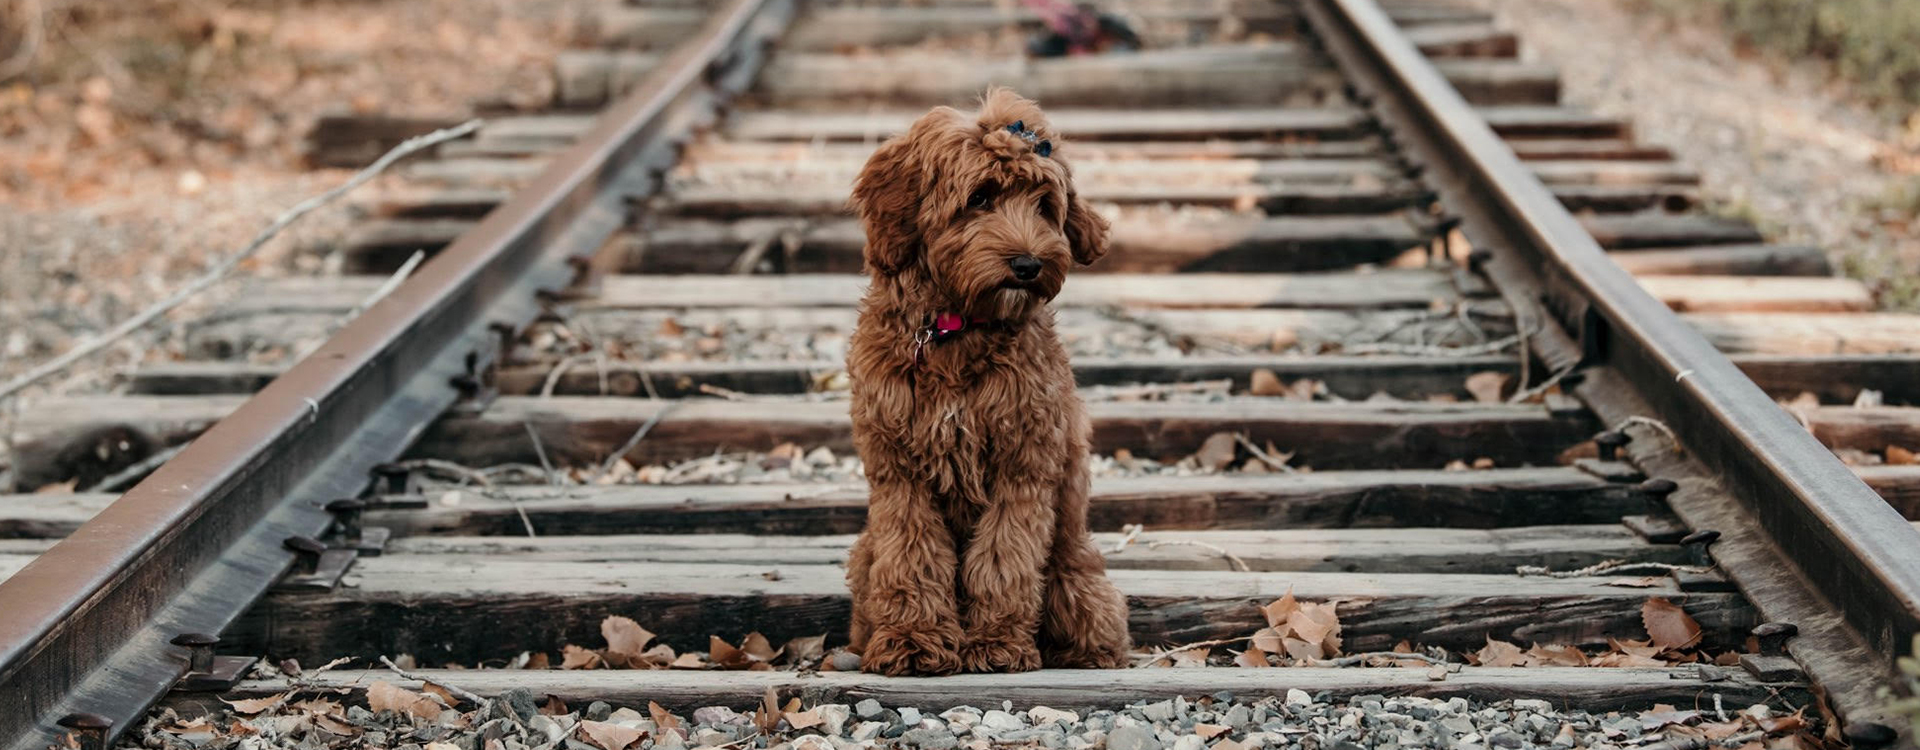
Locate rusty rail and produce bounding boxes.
[0,0,793,746]
[1300,0,1920,736]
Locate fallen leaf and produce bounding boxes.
[1195,432,1239,471]
[220,694,288,715]
[366,681,442,720]
[1889,445,1917,465]
[561,644,604,670]
[1249,627,1285,653]
[1233,647,1272,668]
[785,708,824,730]
[1642,598,1703,650]
[1261,589,1299,628]
[1248,369,1285,396]
[1281,637,1319,664]
[671,652,707,669]
[1527,643,1589,667]
[1475,637,1530,667]
[1605,576,1664,588]
[1167,647,1209,667]
[649,701,682,731]
[526,651,551,669]
[783,635,827,663]
[602,616,656,659]
[1465,371,1510,403]
[579,720,645,750]
[1609,637,1664,659]
[741,632,783,663]
[422,682,460,708]
[711,636,745,668]
[1211,740,1247,750]
[541,695,570,716]
[1196,724,1230,740]
[314,715,359,736]
[755,688,783,734]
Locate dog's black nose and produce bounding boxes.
[1009,255,1042,281]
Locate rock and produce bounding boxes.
[1170,735,1204,750]
[1106,726,1163,750]
[585,702,614,722]
[1511,700,1551,713]
[817,705,851,737]
[791,737,833,750]
[1029,707,1079,727]
[855,700,884,719]
[1223,706,1250,729]
[1440,717,1476,736]
[1490,733,1522,749]
[804,447,836,467]
[695,730,733,747]
[1142,701,1176,723]
[940,708,981,732]
[902,728,958,750]
[851,723,885,742]
[830,652,862,672]
[1285,690,1312,708]
[527,716,568,744]
[695,707,743,726]
[979,711,1024,733]
[898,708,923,726]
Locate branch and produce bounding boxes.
[0,119,483,402]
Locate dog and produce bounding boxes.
[842,88,1132,676]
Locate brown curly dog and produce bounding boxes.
[843,88,1132,676]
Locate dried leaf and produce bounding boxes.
[220,694,288,715]
[1609,637,1664,658]
[785,708,824,730]
[1195,432,1239,471]
[1289,602,1340,646]
[366,681,442,720]
[670,652,707,669]
[783,635,827,663]
[1642,598,1703,650]
[526,651,551,669]
[422,682,460,708]
[1261,590,1299,629]
[561,644,604,670]
[602,616,656,658]
[741,632,783,663]
[579,720,645,750]
[1527,643,1589,667]
[1167,647,1209,667]
[1211,740,1247,750]
[755,688,783,734]
[314,715,359,736]
[1196,724,1230,740]
[1281,637,1320,664]
[711,636,745,668]
[1248,369,1285,396]
[541,695,570,716]
[1233,647,1272,668]
[1475,637,1530,667]
[1465,371,1510,403]
[649,701,683,731]
[1605,576,1664,588]
[1889,445,1917,465]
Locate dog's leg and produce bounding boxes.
[857,480,966,676]
[957,482,1055,673]
[845,532,873,653]
[1040,456,1133,669]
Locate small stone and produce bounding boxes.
[695,707,743,726]
[584,702,613,722]
[1029,707,1079,727]
[898,708,923,726]
[1439,717,1475,736]
[1446,698,1470,715]
[851,723,885,742]
[1511,700,1550,713]
[1170,736,1204,750]
[1490,734,1522,749]
[1106,726,1163,750]
[902,729,958,750]
[940,708,980,732]
[830,652,862,672]
[695,730,732,747]
[817,705,852,737]
[1285,690,1312,708]
[1141,701,1176,723]
[792,737,834,750]
[980,711,1023,733]
[1223,706,1250,729]
[855,700,884,719]
[657,732,687,750]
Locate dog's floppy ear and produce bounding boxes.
[1063,190,1109,266]
[850,136,921,275]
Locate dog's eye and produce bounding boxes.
[1038,196,1061,225]
[966,186,996,211]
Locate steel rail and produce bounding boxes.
[1301,0,1920,732]
[0,0,792,745]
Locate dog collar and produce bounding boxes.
[913,312,990,366]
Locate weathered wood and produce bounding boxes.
[226,561,1753,662]
[1606,245,1832,277]
[334,218,474,274]
[661,181,1430,218]
[1686,313,1920,355]
[1633,275,1874,313]
[171,666,1797,717]
[402,156,545,186]
[1804,406,1920,454]
[225,271,1484,317]
[675,156,1673,188]
[589,5,1495,51]
[302,113,470,168]
[371,525,1684,574]
[357,186,513,220]
[0,494,117,538]
[729,107,1369,142]
[1504,138,1670,161]
[1580,213,1764,249]
[406,397,1592,471]
[683,137,1660,163]
[366,468,1655,537]
[552,50,659,108]
[7,396,241,492]
[1859,466,1920,519]
[1732,354,1920,405]
[750,48,1556,108]
[1475,106,1630,140]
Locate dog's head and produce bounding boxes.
[850,88,1110,321]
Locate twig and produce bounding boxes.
[0,119,484,403]
[1108,523,1143,553]
[591,403,678,481]
[539,352,598,398]
[384,458,496,488]
[1144,539,1251,572]
[379,655,488,708]
[348,250,427,317]
[80,442,188,493]
[730,221,806,274]
[699,383,753,401]
[1232,432,1295,473]
[1515,559,1711,578]
[1310,650,1451,667]
[523,423,558,484]
[1133,635,1252,664]
[1339,333,1522,357]
[1083,379,1233,402]
[1613,415,1682,453]
[1509,361,1576,404]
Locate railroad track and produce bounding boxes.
[4,0,1919,747]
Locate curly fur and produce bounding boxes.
[843,88,1132,676]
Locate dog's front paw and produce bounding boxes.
[960,633,1043,673]
[861,625,963,676]
[1044,640,1132,670]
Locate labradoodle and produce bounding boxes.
[843,88,1132,676]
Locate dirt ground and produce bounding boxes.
[0,0,589,394]
[1474,0,1920,309]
